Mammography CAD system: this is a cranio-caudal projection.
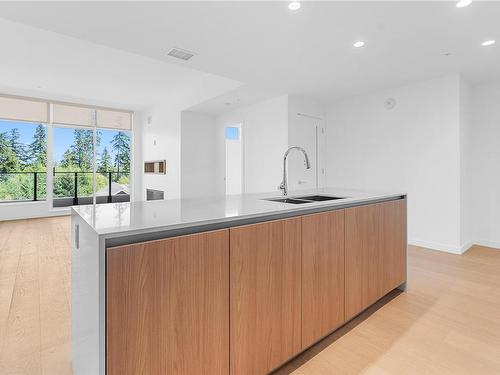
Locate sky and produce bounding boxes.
[0,119,128,163]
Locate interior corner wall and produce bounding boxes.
[326,75,463,253]
[180,111,217,199]
[469,81,500,249]
[459,77,474,251]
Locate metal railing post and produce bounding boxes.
[73,172,78,205]
[108,172,112,203]
[33,172,38,201]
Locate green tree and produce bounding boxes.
[0,132,20,172]
[70,129,93,170]
[97,147,113,173]
[60,149,75,168]
[111,131,130,175]
[28,124,47,168]
[7,128,29,166]
[63,129,101,170]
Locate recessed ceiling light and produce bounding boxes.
[456,0,472,8]
[482,40,496,46]
[288,1,301,11]
[353,41,365,48]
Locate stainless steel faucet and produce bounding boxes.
[279,146,311,196]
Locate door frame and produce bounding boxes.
[224,122,245,195]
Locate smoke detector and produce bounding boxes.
[384,98,396,110]
[167,47,196,61]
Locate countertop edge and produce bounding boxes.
[103,194,406,248]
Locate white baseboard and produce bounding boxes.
[460,241,475,254]
[409,238,500,254]
[0,202,70,222]
[473,239,500,250]
[408,239,463,254]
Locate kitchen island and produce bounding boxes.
[71,188,407,375]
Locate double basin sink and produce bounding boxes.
[263,195,347,204]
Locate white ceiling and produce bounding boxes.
[186,84,286,115]
[0,1,499,107]
[0,17,241,111]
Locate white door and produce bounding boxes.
[225,124,243,195]
[287,115,325,192]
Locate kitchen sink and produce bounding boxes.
[263,195,347,204]
[265,198,311,204]
[294,195,345,201]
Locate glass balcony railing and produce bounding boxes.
[0,171,130,207]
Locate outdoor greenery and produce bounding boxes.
[0,124,130,202]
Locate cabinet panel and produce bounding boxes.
[230,218,301,375]
[301,210,345,349]
[380,199,407,294]
[345,203,382,320]
[345,199,407,320]
[106,230,229,375]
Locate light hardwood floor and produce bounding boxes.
[1,216,500,375]
[0,216,71,375]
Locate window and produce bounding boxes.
[225,126,240,140]
[52,126,95,207]
[0,94,133,208]
[95,129,131,203]
[0,119,47,202]
[52,127,131,207]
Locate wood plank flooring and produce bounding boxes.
[0,217,71,375]
[1,216,500,374]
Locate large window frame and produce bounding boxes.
[0,119,48,203]
[0,94,134,211]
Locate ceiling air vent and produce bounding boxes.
[167,47,195,61]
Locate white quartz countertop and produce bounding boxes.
[71,187,405,238]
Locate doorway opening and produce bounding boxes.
[225,124,243,195]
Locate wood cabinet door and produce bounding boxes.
[345,199,407,320]
[301,210,345,349]
[106,230,229,375]
[380,199,407,295]
[230,218,302,375]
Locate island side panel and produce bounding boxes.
[71,212,104,375]
[106,229,230,375]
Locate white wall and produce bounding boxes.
[214,95,289,195]
[470,81,500,249]
[326,75,463,253]
[0,202,69,221]
[136,107,182,200]
[288,94,326,190]
[180,111,217,198]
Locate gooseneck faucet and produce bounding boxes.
[279,146,311,196]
